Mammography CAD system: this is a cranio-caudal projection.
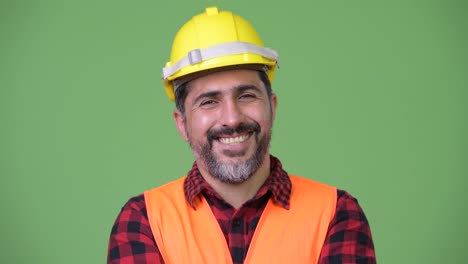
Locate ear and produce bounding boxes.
[173,109,189,142]
[270,93,278,122]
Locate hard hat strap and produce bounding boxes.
[162,41,279,80]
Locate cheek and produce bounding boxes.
[187,112,216,138]
[247,104,273,125]
[257,109,275,132]
[261,110,272,122]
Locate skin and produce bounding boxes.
[173,69,278,209]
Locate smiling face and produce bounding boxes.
[173,69,277,184]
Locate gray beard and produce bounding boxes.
[197,131,271,184]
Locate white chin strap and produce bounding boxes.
[162,41,279,80]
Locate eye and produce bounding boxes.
[199,99,218,108]
[239,93,257,102]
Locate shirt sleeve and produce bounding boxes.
[318,190,376,264]
[107,194,165,264]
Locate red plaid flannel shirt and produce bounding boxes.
[108,156,376,263]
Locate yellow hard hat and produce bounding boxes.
[162,6,279,101]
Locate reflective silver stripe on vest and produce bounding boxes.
[162,41,279,80]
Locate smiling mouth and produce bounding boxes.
[217,133,252,145]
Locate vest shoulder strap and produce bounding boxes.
[246,175,337,263]
[144,177,232,264]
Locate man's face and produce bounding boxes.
[174,69,277,184]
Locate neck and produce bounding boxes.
[199,155,271,209]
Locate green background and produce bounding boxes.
[1,0,467,263]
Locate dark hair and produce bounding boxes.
[174,70,272,116]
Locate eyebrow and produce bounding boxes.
[191,84,263,106]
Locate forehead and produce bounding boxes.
[185,69,266,99]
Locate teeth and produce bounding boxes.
[218,134,250,144]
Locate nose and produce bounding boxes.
[219,99,244,128]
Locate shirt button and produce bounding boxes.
[232,219,241,228]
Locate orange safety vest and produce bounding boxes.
[144,175,337,264]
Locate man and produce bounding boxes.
[108,6,376,264]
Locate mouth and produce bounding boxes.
[217,133,252,145]
[207,123,260,148]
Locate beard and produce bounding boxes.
[191,122,272,184]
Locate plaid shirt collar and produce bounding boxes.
[183,155,292,210]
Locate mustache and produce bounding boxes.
[207,122,261,142]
